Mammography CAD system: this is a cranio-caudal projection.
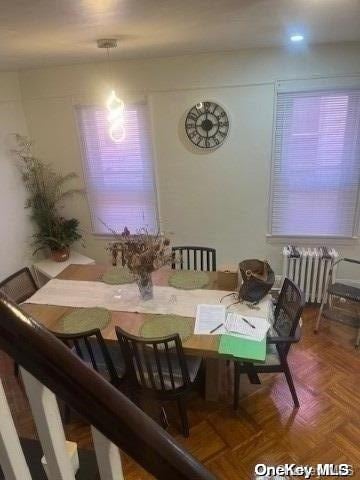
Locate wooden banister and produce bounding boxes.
[0,294,216,480]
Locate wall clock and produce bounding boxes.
[185,101,229,149]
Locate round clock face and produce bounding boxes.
[185,101,229,149]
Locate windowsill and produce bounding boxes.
[92,233,160,240]
[266,234,359,246]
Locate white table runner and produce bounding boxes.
[26,279,272,319]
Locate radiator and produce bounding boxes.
[282,246,338,303]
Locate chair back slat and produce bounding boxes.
[153,344,166,391]
[172,247,216,272]
[73,339,83,359]
[187,250,191,270]
[116,327,190,394]
[84,336,98,371]
[131,342,147,387]
[0,267,38,304]
[143,346,158,390]
[164,342,176,390]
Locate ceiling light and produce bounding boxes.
[97,38,125,143]
[290,34,304,43]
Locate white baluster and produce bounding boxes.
[21,368,76,480]
[91,427,124,480]
[0,378,32,480]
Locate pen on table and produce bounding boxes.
[210,323,223,334]
[241,317,256,329]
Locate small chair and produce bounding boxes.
[115,327,202,437]
[54,328,126,423]
[171,246,216,272]
[315,258,360,347]
[0,267,38,304]
[233,278,304,410]
[0,267,39,376]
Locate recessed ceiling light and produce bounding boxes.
[290,34,304,42]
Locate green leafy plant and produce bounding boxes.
[13,134,84,254]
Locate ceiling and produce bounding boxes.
[1,0,360,70]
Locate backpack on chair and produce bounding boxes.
[238,259,275,303]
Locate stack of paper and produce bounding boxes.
[194,304,270,362]
[224,313,270,342]
[194,305,226,335]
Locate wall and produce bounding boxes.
[0,73,32,280]
[18,43,360,273]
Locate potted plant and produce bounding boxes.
[13,135,84,262]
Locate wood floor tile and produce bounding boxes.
[174,420,227,462]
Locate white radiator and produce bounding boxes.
[282,246,338,303]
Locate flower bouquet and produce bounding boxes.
[105,225,172,300]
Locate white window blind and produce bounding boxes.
[76,103,158,234]
[270,88,360,237]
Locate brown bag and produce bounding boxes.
[238,259,275,303]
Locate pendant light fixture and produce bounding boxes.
[97,38,125,143]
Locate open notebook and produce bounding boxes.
[194,304,270,341]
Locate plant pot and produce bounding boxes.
[50,247,70,262]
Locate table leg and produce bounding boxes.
[205,358,225,401]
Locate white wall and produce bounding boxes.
[18,43,360,273]
[0,73,32,280]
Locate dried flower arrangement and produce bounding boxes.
[105,225,171,272]
[103,222,172,299]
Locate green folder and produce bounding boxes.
[218,334,266,361]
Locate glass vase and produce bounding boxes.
[137,272,153,301]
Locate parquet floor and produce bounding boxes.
[1,307,360,479]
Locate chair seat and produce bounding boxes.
[137,354,202,390]
[255,343,280,366]
[328,282,360,302]
[80,342,126,379]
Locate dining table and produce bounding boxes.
[22,264,271,401]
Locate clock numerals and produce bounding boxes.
[185,101,229,149]
[187,112,198,121]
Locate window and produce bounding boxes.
[76,103,158,234]
[270,88,360,237]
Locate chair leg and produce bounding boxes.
[355,327,360,348]
[245,363,261,384]
[283,363,300,408]
[177,398,189,437]
[233,362,240,410]
[314,294,326,333]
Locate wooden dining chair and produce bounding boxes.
[54,328,125,387]
[233,278,304,410]
[54,328,126,422]
[171,246,216,272]
[0,267,39,376]
[0,267,38,304]
[115,327,202,437]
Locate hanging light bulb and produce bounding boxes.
[97,38,126,143]
[106,89,125,142]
